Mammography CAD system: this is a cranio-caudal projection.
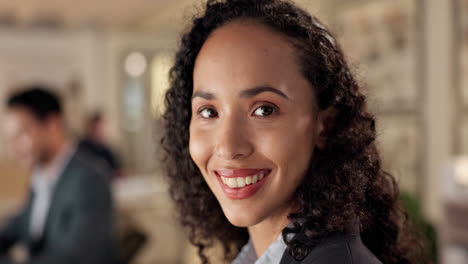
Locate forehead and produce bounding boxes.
[193,21,304,93]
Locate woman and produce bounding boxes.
[162,0,424,263]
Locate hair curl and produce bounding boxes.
[162,0,426,263]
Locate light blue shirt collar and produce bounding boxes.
[232,234,287,264]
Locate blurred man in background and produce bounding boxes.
[0,86,117,264]
[79,112,123,180]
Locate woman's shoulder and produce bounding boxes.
[279,233,382,264]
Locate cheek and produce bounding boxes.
[189,126,212,173]
[17,134,34,153]
[27,128,47,156]
[257,115,316,176]
[292,115,317,152]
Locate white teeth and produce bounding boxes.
[220,171,268,188]
[252,174,258,183]
[227,178,237,188]
[245,176,252,185]
[237,177,246,187]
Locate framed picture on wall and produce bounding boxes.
[457,117,468,155]
[377,115,423,194]
[454,0,468,154]
[336,0,423,114]
[454,0,468,108]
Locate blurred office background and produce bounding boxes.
[0,0,465,263]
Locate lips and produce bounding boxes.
[214,168,271,199]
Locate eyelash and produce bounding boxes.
[197,103,279,119]
[252,103,279,118]
[198,107,218,119]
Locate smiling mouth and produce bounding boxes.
[220,171,267,188]
[215,168,271,188]
[214,169,271,199]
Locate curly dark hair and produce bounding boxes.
[162,0,426,263]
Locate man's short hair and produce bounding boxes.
[7,85,62,121]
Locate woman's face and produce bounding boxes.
[190,21,322,227]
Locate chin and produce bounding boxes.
[226,215,258,227]
[221,204,264,227]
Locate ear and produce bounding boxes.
[315,106,337,150]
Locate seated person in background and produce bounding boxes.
[0,86,117,264]
[79,112,123,180]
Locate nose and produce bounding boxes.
[214,116,253,160]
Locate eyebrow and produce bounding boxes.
[192,91,215,100]
[192,85,289,101]
[240,85,289,99]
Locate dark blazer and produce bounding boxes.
[280,233,382,264]
[0,146,117,264]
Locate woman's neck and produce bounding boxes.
[247,205,292,258]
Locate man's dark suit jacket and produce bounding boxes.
[280,232,383,264]
[0,146,117,264]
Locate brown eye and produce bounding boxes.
[199,108,218,119]
[253,104,277,117]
